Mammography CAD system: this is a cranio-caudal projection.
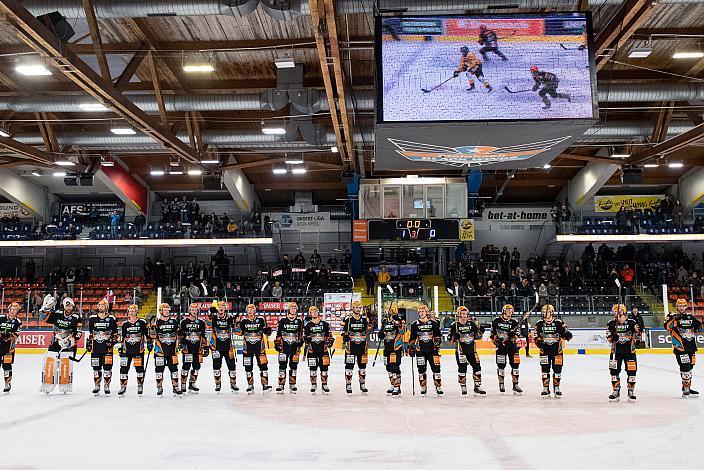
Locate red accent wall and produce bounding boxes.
[100,164,148,212]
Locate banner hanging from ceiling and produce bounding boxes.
[593,195,665,212]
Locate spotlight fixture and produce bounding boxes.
[53,171,67,177]
[31,170,42,176]
[200,158,219,164]
[643,163,659,168]
[187,168,203,176]
[628,47,652,58]
[100,155,115,167]
[331,146,338,153]
[609,147,631,159]
[169,157,180,167]
[284,155,304,165]
[169,167,184,175]
[673,51,704,59]
[182,53,215,73]
[110,127,136,135]
[543,164,551,169]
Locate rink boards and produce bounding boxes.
[13,328,683,355]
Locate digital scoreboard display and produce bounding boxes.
[377,12,596,122]
[368,219,459,241]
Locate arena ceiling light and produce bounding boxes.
[0,128,10,138]
[168,167,184,175]
[543,164,551,169]
[668,162,684,168]
[673,51,704,59]
[100,155,114,167]
[291,166,307,175]
[200,158,219,164]
[262,120,287,135]
[53,171,67,177]
[150,167,165,176]
[55,159,76,166]
[272,164,287,175]
[15,58,52,76]
[79,103,108,112]
[331,146,338,153]
[628,47,652,58]
[110,127,136,135]
[182,53,216,73]
[187,168,203,176]
[284,155,304,165]
[31,170,42,176]
[643,163,659,168]
[274,57,296,69]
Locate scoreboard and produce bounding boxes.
[367,219,459,241]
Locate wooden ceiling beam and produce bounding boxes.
[113,42,149,92]
[308,0,349,170]
[0,136,55,165]
[557,153,626,165]
[324,0,355,170]
[626,122,704,164]
[146,51,167,127]
[651,101,675,144]
[595,0,654,71]
[80,0,111,82]
[0,0,200,164]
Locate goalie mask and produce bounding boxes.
[62,297,75,311]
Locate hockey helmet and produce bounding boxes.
[479,25,487,31]
[352,300,363,308]
[288,301,298,309]
[390,305,398,314]
[541,304,555,316]
[97,299,109,309]
[460,46,469,55]
[676,298,689,308]
[530,65,539,73]
[8,301,20,313]
[612,303,627,315]
[246,303,256,311]
[62,297,75,308]
[456,305,469,316]
[189,302,199,311]
[502,304,514,314]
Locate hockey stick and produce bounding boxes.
[69,349,89,363]
[421,75,455,93]
[559,43,586,51]
[504,86,533,94]
[410,355,416,396]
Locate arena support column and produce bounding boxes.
[0,168,53,220]
[222,168,257,214]
[566,162,619,210]
[347,174,361,278]
[676,167,704,209]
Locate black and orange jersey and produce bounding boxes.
[379,315,406,354]
[606,319,639,355]
[457,52,482,73]
[42,309,81,348]
[664,314,703,354]
[151,317,179,356]
[237,317,272,346]
[342,315,370,354]
[491,316,519,349]
[532,71,559,89]
[0,315,22,352]
[276,317,304,350]
[449,320,481,354]
[304,319,332,355]
[208,313,237,351]
[88,314,118,355]
[534,319,570,355]
[120,319,149,355]
[179,317,207,350]
[409,318,441,353]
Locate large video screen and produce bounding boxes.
[377,13,596,122]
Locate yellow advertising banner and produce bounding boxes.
[594,195,664,212]
[459,218,475,241]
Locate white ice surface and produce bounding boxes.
[1,354,702,470]
[382,39,593,121]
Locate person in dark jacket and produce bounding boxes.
[134,211,146,238]
[364,267,376,296]
[630,307,646,348]
[520,317,532,358]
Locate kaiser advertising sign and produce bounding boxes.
[15,330,86,349]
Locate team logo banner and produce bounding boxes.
[594,195,664,213]
[0,203,32,219]
[459,218,475,241]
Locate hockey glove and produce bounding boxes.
[201,347,210,358]
[274,337,283,353]
[564,331,574,341]
[41,294,56,311]
[453,71,460,78]
[146,341,154,353]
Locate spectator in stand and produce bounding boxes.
[551,204,562,234]
[227,220,238,237]
[272,281,283,300]
[110,211,120,239]
[188,282,201,301]
[364,267,376,296]
[161,198,170,223]
[196,261,208,282]
[178,196,188,223]
[560,203,572,234]
[318,265,330,286]
[25,259,36,283]
[327,254,339,270]
[676,265,689,286]
[263,213,272,237]
[519,277,533,297]
[660,194,674,222]
[33,222,46,240]
[538,282,548,305]
[547,280,558,297]
[450,280,463,309]
[342,248,352,267]
[630,306,645,335]
[616,206,628,233]
[188,197,200,223]
[294,251,305,267]
[674,200,684,228]
[134,211,146,238]
[88,206,100,225]
[377,266,391,289]
[499,247,510,281]
[510,247,521,271]
[232,284,245,313]
[310,250,322,267]
[65,269,75,298]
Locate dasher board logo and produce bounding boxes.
[388,135,571,168]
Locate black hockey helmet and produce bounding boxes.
[479,25,487,31]
[460,46,469,55]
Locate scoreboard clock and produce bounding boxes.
[367,219,460,241]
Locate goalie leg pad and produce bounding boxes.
[40,351,60,393]
[58,351,74,393]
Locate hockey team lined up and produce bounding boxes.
[1,295,701,401]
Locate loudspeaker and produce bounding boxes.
[202,174,221,190]
[64,177,78,186]
[622,168,643,185]
[79,173,94,186]
[37,12,75,43]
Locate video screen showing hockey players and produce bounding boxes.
[378,13,595,122]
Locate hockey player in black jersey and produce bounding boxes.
[449,306,486,396]
[39,296,82,394]
[303,305,333,394]
[0,302,22,393]
[87,299,118,395]
[342,301,371,395]
[118,304,150,396]
[530,66,571,109]
[664,298,704,397]
[534,304,573,398]
[237,304,272,394]
[478,25,507,61]
[180,303,208,394]
[378,306,406,396]
[409,304,443,396]
[150,303,181,396]
[275,301,304,394]
[606,304,640,402]
[491,304,523,395]
[207,300,239,393]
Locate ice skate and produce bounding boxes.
[137,384,143,395]
[386,387,394,395]
[276,386,285,394]
[512,384,523,396]
[360,384,368,395]
[541,387,550,398]
[499,383,505,393]
[346,384,352,394]
[682,388,690,398]
[289,385,297,394]
[554,387,562,398]
[392,388,401,397]
[215,384,221,392]
[436,387,443,396]
[118,386,126,396]
[609,388,620,402]
[473,386,486,397]
[230,384,239,394]
[92,385,101,394]
[103,383,110,395]
[310,386,316,394]
[3,383,11,393]
[628,390,637,402]
[188,383,199,394]
[420,386,427,396]
[321,385,330,394]
[156,385,163,396]
[690,389,699,398]
[246,385,255,395]
[263,385,272,394]
[172,386,182,396]
[461,385,468,395]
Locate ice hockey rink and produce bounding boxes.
[2,353,702,470]
[381,38,593,121]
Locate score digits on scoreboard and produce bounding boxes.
[395,219,436,240]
